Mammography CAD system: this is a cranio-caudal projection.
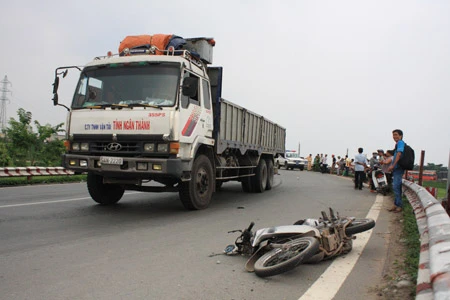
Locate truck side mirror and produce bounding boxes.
[52,93,59,106]
[52,76,59,94]
[52,76,60,106]
[182,77,198,98]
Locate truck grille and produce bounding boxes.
[91,142,139,153]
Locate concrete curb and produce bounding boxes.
[403,180,450,300]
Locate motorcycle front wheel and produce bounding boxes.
[253,237,319,278]
[345,218,375,235]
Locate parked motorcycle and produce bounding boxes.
[224,208,375,278]
[371,166,389,195]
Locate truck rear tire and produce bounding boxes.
[179,154,213,210]
[252,159,267,193]
[87,173,124,205]
[265,159,274,190]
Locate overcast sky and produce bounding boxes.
[1,1,449,165]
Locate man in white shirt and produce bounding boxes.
[321,154,328,173]
[354,147,368,190]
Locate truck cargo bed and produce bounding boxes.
[217,98,285,155]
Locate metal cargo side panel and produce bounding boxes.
[244,111,261,149]
[218,100,244,153]
[217,98,286,155]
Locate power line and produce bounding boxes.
[0,75,12,130]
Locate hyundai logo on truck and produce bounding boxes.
[106,143,122,151]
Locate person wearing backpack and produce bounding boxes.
[388,129,406,213]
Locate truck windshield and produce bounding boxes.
[71,63,180,109]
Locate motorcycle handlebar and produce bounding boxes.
[247,222,255,232]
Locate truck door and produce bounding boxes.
[179,72,213,146]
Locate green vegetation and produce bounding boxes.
[0,108,65,167]
[422,180,448,199]
[401,201,420,284]
[0,175,86,186]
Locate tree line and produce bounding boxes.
[0,108,65,167]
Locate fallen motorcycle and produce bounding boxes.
[224,208,375,278]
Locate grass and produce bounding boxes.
[421,180,448,199]
[401,200,420,284]
[0,175,87,186]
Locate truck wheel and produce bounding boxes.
[265,159,274,190]
[179,154,213,210]
[252,159,267,193]
[300,166,304,171]
[87,172,124,205]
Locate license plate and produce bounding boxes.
[100,156,123,165]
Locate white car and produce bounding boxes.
[275,151,307,171]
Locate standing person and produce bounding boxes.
[321,154,328,174]
[313,154,320,171]
[307,154,313,171]
[384,150,394,185]
[330,155,337,174]
[354,147,368,190]
[368,152,379,192]
[337,156,345,176]
[344,155,351,176]
[388,129,406,213]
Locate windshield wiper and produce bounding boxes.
[128,103,163,110]
[85,103,129,109]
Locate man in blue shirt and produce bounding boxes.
[388,129,405,212]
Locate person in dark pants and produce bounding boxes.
[354,147,368,190]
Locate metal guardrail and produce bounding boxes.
[0,167,74,177]
[402,180,450,300]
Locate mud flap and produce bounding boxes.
[245,246,270,272]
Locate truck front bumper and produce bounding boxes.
[62,154,189,179]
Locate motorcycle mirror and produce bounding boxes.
[329,208,336,220]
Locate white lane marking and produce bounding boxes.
[0,192,141,209]
[299,195,384,300]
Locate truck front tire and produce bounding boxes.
[87,173,124,205]
[179,155,214,210]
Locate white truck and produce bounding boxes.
[51,35,285,210]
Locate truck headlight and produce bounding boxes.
[144,143,155,152]
[80,143,89,151]
[72,143,80,151]
[157,143,168,153]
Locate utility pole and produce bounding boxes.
[0,75,12,130]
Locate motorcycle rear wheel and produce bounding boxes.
[345,218,375,235]
[253,237,319,278]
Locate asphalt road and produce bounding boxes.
[0,170,392,300]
